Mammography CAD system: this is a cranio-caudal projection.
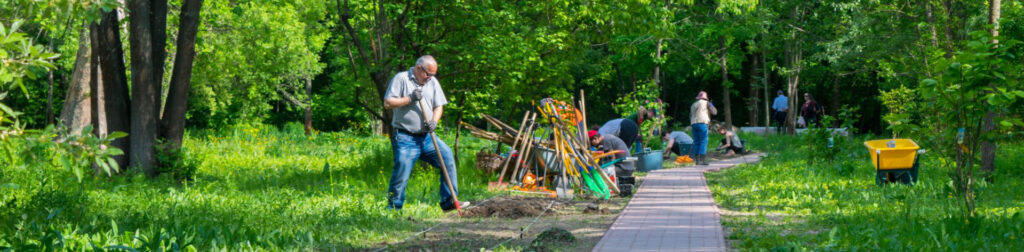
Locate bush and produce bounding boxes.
[155,143,198,183]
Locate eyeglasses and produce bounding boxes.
[418,65,436,78]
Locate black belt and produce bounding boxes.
[396,128,427,137]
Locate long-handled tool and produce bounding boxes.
[417,99,462,216]
[490,112,531,189]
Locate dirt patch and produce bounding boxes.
[461,196,571,219]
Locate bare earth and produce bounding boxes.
[375,193,633,251]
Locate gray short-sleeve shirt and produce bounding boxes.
[668,131,693,145]
[598,118,624,136]
[384,68,447,133]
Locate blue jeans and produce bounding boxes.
[692,123,708,156]
[387,130,458,210]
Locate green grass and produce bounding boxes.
[1,123,499,250]
[707,133,1024,251]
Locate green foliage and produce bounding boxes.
[614,80,667,148]
[802,116,842,165]
[918,32,1024,218]
[1,124,498,250]
[879,85,917,138]
[155,142,198,183]
[708,134,1024,250]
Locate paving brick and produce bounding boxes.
[592,154,765,252]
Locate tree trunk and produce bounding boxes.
[785,39,802,135]
[719,37,733,128]
[60,29,93,135]
[47,38,55,126]
[762,48,770,134]
[89,25,105,175]
[304,75,313,135]
[924,0,939,48]
[981,0,1000,174]
[128,0,162,176]
[653,38,663,86]
[831,74,840,127]
[161,0,204,147]
[95,9,131,169]
[151,0,168,117]
[748,53,760,127]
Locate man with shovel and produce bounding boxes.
[383,55,468,212]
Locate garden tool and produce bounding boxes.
[416,99,462,216]
[490,112,532,190]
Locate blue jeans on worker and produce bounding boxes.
[691,123,708,156]
[387,130,458,210]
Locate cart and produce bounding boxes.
[864,139,923,185]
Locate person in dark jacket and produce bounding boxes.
[801,93,822,128]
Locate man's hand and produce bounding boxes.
[410,89,423,102]
[423,120,437,133]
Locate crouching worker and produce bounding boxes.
[589,130,635,197]
[715,127,745,155]
[382,55,468,212]
[662,130,694,159]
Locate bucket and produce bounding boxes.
[636,150,664,172]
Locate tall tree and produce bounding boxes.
[980,0,1000,174]
[94,9,132,168]
[161,0,205,147]
[128,0,164,176]
[60,29,93,135]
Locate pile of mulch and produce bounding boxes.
[528,227,576,251]
[461,196,569,219]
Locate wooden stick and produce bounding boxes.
[516,121,540,185]
[416,99,462,216]
[510,113,537,185]
[496,111,531,185]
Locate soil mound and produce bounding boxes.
[462,196,566,219]
[528,227,576,251]
[582,202,614,215]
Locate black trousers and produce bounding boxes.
[618,119,639,150]
[719,139,745,154]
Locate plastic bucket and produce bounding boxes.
[636,150,664,172]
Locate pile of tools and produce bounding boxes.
[463,91,620,199]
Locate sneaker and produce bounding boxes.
[442,201,471,212]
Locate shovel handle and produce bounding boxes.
[417,99,462,215]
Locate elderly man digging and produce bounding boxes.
[382,55,468,211]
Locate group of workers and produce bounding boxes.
[381,55,749,211]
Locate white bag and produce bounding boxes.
[797,116,806,128]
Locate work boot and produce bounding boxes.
[700,155,709,166]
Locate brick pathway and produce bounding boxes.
[592,154,765,252]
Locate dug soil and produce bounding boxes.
[373,192,635,251]
[461,196,573,218]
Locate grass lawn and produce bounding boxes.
[707,132,1024,250]
[1,124,501,250]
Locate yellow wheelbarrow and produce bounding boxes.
[864,139,924,185]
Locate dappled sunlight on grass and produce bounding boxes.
[708,134,1024,250]
[0,124,499,250]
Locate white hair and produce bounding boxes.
[416,55,437,68]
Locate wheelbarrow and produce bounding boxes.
[864,139,924,185]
